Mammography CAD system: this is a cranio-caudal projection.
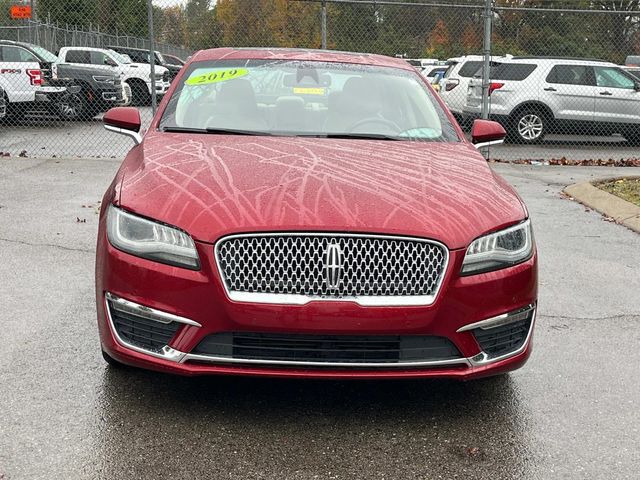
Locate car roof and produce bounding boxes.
[0,40,35,49]
[107,45,159,54]
[191,48,414,71]
[509,56,617,66]
[61,46,113,52]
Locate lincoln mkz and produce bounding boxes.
[96,48,537,379]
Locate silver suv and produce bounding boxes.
[439,54,510,123]
[463,57,640,145]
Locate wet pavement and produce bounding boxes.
[0,159,638,479]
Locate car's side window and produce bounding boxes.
[90,51,112,66]
[65,50,91,64]
[546,65,593,86]
[1,46,38,63]
[595,67,636,89]
[458,61,483,78]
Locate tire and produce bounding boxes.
[55,90,87,121]
[128,80,150,106]
[508,107,548,144]
[101,349,128,369]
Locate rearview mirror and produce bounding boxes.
[471,119,506,149]
[103,107,142,145]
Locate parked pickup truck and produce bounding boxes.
[107,45,182,82]
[0,40,128,121]
[58,46,169,105]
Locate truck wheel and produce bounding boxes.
[129,80,150,106]
[56,90,86,121]
[509,108,547,144]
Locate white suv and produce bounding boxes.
[439,54,511,124]
[58,47,170,105]
[463,57,640,145]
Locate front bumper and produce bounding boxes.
[96,225,538,379]
[147,80,170,96]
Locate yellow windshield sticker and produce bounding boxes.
[185,68,249,86]
[293,87,325,95]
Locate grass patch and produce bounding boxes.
[598,178,640,207]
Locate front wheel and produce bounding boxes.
[129,81,151,106]
[101,349,128,369]
[509,109,547,144]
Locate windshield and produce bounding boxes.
[30,45,59,63]
[159,60,459,142]
[165,54,184,66]
[109,50,131,64]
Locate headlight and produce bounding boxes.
[92,75,115,85]
[107,205,200,270]
[461,219,533,275]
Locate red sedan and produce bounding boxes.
[96,48,537,379]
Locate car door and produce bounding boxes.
[63,49,92,67]
[0,45,42,102]
[89,50,119,75]
[542,64,596,122]
[593,66,640,125]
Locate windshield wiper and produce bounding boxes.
[205,127,272,136]
[162,126,271,136]
[320,133,401,141]
[162,126,206,134]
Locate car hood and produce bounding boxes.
[118,134,525,249]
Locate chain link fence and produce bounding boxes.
[1,0,639,161]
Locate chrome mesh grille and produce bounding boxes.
[216,234,447,303]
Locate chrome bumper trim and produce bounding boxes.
[456,303,535,333]
[225,291,437,307]
[180,354,472,369]
[105,292,201,327]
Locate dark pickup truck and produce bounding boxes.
[107,46,182,82]
[0,40,127,121]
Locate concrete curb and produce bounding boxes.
[564,177,640,233]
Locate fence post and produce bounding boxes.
[321,1,327,49]
[480,0,492,120]
[147,0,157,114]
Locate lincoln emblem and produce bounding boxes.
[324,243,343,290]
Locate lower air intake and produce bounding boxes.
[192,332,462,365]
[108,300,181,352]
[473,314,533,359]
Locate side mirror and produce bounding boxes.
[471,119,506,149]
[103,107,142,145]
[634,82,640,92]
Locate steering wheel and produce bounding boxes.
[347,117,402,134]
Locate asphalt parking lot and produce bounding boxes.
[0,159,639,479]
[1,108,639,162]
